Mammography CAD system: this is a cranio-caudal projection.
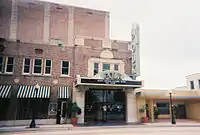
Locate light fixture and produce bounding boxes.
[53,79,58,85]
[35,84,40,89]
[14,78,20,84]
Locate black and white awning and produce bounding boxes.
[0,85,12,98]
[17,85,51,98]
[58,86,69,99]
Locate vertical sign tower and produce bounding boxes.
[131,23,140,78]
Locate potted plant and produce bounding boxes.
[139,105,148,123]
[67,99,82,125]
[153,106,160,119]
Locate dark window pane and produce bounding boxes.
[45,67,51,74]
[156,102,170,114]
[35,59,42,65]
[24,66,30,73]
[7,57,14,64]
[0,65,2,72]
[103,64,110,71]
[94,63,98,69]
[62,68,68,75]
[62,61,69,67]
[24,58,30,73]
[0,56,3,64]
[0,56,3,72]
[199,80,200,89]
[34,67,42,73]
[190,81,194,89]
[114,64,119,71]
[157,103,169,107]
[94,63,99,75]
[46,60,51,66]
[94,69,98,75]
[25,58,30,65]
[6,65,13,72]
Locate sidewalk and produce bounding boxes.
[0,124,73,133]
[1,122,200,133]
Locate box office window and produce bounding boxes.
[156,102,170,114]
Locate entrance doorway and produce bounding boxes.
[85,89,126,123]
[175,104,187,119]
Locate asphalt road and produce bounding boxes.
[1,126,200,135]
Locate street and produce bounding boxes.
[1,126,200,135]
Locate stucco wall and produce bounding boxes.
[186,102,200,120]
[136,97,146,120]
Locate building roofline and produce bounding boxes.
[38,0,110,13]
[186,73,200,78]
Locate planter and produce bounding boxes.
[141,117,148,123]
[71,117,78,125]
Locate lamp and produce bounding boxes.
[169,90,176,124]
[35,83,40,89]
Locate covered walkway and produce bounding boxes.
[135,89,200,122]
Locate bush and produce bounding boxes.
[67,99,82,118]
[153,107,160,119]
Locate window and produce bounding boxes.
[156,102,170,114]
[61,61,69,76]
[190,81,194,89]
[0,56,4,73]
[103,63,110,71]
[33,59,42,74]
[44,59,52,75]
[23,58,31,74]
[94,63,99,75]
[114,64,119,71]
[5,57,14,73]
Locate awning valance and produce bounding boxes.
[0,85,12,98]
[58,86,69,99]
[17,85,51,98]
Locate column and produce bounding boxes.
[9,0,18,40]
[67,7,74,46]
[75,89,85,124]
[126,90,138,123]
[43,3,50,43]
[149,100,154,122]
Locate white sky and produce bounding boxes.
[42,0,200,89]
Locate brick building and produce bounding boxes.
[0,0,142,126]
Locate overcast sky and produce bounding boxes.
[42,0,200,89]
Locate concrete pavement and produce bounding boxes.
[1,122,200,134]
[1,126,200,135]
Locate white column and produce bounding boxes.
[76,89,85,124]
[67,7,74,46]
[126,90,138,123]
[9,0,18,40]
[43,3,50,43]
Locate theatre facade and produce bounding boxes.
[0,0,142,126]
[73,71,142,124]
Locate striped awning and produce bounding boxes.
[58,86,69,99]
[17,85,51,98]
[0,85,12,98]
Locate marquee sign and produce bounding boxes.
[80,78,142,86]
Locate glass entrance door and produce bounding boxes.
[85,89,126,123]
